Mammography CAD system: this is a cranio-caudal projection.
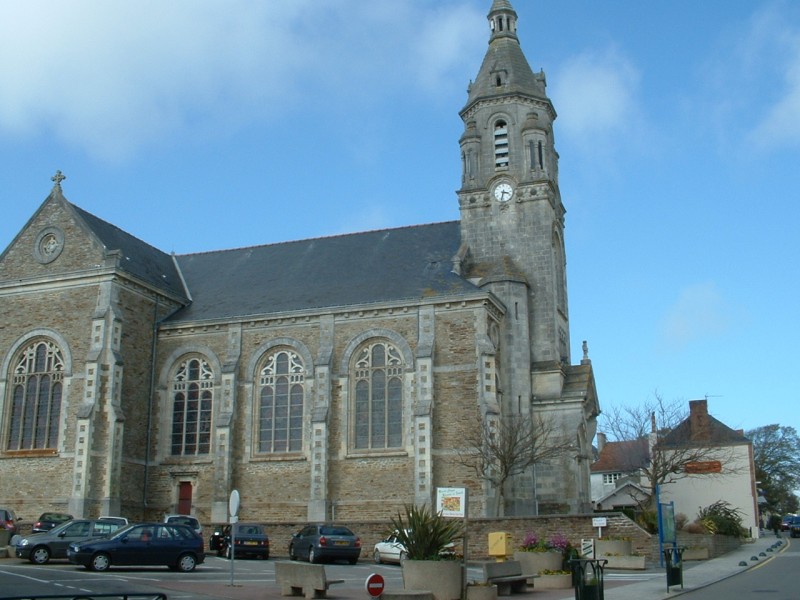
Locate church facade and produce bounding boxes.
[0,1,599,525]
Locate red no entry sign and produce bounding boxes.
[365,572,385,597]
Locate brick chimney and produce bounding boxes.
[689,399,710,441]
[596,432,607,453]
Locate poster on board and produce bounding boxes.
[436,487,466,518]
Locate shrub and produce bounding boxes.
[696,501,747,538]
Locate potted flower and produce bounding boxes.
[537,568,573,589]
[514,532,566,578]
[390,504,463,600]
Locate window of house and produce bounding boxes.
[603,473,622,485]
[353,341,403,450]
[6,339,64,450]
[494,120,509,168]
[171,357,213,455]
[257,349,304,453]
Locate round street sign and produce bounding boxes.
[229,489,240,518]
[365,573,385,598]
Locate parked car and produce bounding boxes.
[164,514,202,537]
[0,508,18,537]
[15,519,124,564]
[32,512,74,534]
[209,522,269,559]
[67,522,205,572]
[288,524,361,564]
[373,530,456,564]
[781,514,796,531]
[98,516,129,527]
[373,532,407,564]
[789,516,800,538]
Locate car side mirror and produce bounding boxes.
[58,532,66,538]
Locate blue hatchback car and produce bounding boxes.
[288,523,361,564]
[68,522,205,572]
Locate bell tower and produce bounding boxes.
[458,0,570,408]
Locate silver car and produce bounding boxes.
[15,519,123,564]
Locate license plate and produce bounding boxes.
[244,541,258,545]
[334,540,349,546]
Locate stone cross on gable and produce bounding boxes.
[51,170,66,190]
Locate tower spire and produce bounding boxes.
[488,0,519,42]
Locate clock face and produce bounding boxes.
[494,182,513,202]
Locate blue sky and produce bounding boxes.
[1,1,798,440]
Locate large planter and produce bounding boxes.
[466,584,497,600]
[595,539,632,557]
[537,573,573,589]
[513,550,563,578]
[603,554,646,570]
[402,560,461,600]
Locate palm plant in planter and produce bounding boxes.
[390,503,463,560]
[390,504,464,600]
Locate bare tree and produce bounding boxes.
[456,413,575,516]
[600,393,743,511]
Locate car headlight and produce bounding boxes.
[18,538,30,546]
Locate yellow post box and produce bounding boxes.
[488,531,513,559]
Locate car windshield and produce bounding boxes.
[48,520,76,535]
[40,512,71,521]
[320,526,353,536]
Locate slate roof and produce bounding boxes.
[69,203,188,301]
[168,221,483,323]
[658,412,749,448]
[590,438,650,474]
[462,1,547,115]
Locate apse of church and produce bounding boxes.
[0,1,598,523]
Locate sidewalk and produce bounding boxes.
[1,534,789,599]
[150,534,788,600]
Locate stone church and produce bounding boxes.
[0,0,599,525]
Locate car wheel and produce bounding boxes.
[177,553,197,572]
[373,548,382,564]
[308,546,318,563]
[289,543,297,561]
[30,546,51,565]
[90,552,111,572]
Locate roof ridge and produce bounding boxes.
[176,220,460,258]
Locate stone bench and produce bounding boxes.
[380,592,434,600]
[275,561,345,599]
[483,560,538,596]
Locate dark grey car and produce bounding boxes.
[15,519,123,564]
[288,524,361,564]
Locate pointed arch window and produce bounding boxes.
[353,342,403,450]
[171,357,213,456]
[494,120,509,169]
[257,350,304,453]
[6,339,64,450]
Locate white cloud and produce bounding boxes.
[744,6,800,150]
[0,0,483,162]
[659,282,732,350]
[549,47,642,144]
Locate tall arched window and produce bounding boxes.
[257,350,304,453]
[171,357,213,456]
[494,120,509,168]
[7,339,64,450]
[354,342,403,450]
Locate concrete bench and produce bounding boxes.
[483,560,538,596]
[380,592,434,600]
[275,561,345,599]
